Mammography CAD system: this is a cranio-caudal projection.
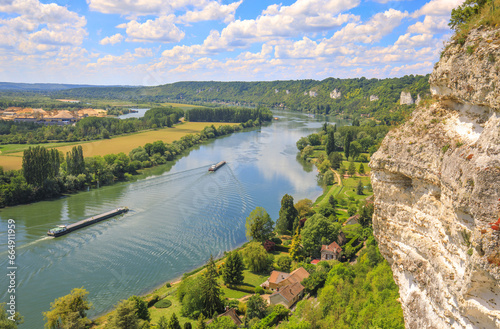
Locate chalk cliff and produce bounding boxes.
[371,26,500,328]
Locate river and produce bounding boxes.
[0,111,337,327]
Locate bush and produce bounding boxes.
[274,245,290,252]
[147,295,160,308]
[166,282,171,288]
[154,299,172,309]
[255,286,265,295]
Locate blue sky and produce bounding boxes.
[0,0,464,85]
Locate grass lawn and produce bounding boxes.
[0,122,228,171]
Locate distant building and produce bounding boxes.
[320,241,342,261]
[345,214,360,226]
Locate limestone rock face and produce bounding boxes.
[430,28,500,111]
[371,26,500,329]
[309,90,317,97]
[416,94,422,105]
[400,91,414,105]
[330,89,341,99]
[370,95,379,102]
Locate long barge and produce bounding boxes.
[208,161,226,172]
[47,207,129,237]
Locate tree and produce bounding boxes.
[0,303,23,329]
[316,159,331,174]
[196,314,207,329]
[344,131,352,160]
[359,202,375,227]
[358,163,365,175]
[301,145,314,160]
[128,296,150,322]
[246,294,267,320]
[23,146,60,186]
[242,242,271,273]
[276,194,299,234]
[347,161,356,177]
[106,299,139,329]
[157,316,168,329]
[200,256,224,317]
[207,316,237,329]
[294,199,314,218]
[325,130,335,155]
[308,134,320,146]
[449,0,487,30]
[323,170,334,185]
[221,251,244,285]
[66,145,85,176]
[349,141,362,161]
[301,214,341,258]
[289,228,303,261]
[328,195,337,210]
[44,287,92,329]
[277,255,292,272]
[245,207,274,242]
[168,313,182,329]
[296,137,309,151]
[329,152,343,170]
[356,180,364,195]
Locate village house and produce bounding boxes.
[269,281,305,309]
[207,308,242,326]
[261,267,310,291]
[320,241,342,261]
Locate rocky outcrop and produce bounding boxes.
[309,90,317,97]
[330,89,341,99]
[400,91,414,105]
[416,94,422,105]
[370,95,379,102]
[371,26,500,329]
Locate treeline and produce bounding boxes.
[0,120,262,207]
[50,75,430,120]
[186,107,272,123]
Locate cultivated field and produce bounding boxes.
[0,122,226,171]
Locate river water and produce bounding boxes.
[0,111,334,327]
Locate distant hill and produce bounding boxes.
[0,82,130,91]
[53,75,430,122]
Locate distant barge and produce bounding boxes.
[209,161,226,172]
[47,207,129,237]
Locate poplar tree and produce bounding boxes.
[276,194,299,234]
[344,131,352,160]
[23,146,60,186]
[326,130,335,155]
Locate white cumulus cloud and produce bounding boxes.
[100,33,124,45]
[120,15,185,43]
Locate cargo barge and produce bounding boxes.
[47,207,129,237]
[208,161,226,172]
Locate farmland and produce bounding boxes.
[0,122,226,171]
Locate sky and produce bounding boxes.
[0,0,465,86]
